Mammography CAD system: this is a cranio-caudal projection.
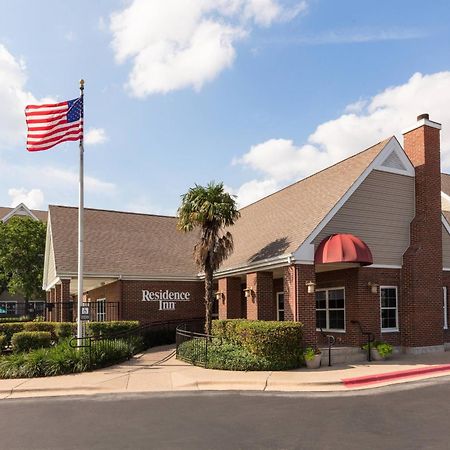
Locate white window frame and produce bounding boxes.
[444,287,448,330]
[380,286,399,333]
[276,292,284,321]
[315,287,346,333]
[96,298,106,322]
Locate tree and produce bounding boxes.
[0,217,46,314]
[177,182,240,335]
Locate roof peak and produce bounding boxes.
[239,136,393,212]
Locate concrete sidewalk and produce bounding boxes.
[2,345,450,399]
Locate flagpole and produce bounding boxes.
[77,79,85,344]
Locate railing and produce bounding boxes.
[45,302,120,322]
[175,326,212,368]
[351,320,375,362]
[319,327,336,367]
[70,318,204,370]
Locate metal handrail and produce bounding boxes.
[319,328,336,366]
[351,320,375,362]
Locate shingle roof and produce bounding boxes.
[48,137,392,278]
[49,206,199,277]
[0,206,47,222]
[220,138,392,271]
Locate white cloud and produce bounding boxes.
[8,188,44,209]
[0,44,37,149]
[231,71,450,206]
[109,0,306,97]
[85,128,108,145]
[64,31,76,42]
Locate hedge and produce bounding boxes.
[179,320,304,371]
[211,319,303,366]
[11,331,52,353]
[86,321,139,337]
[0,334,6,351]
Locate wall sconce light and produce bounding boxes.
[305,281,316,294]
[368,282,379,294]
[215,291,225,303]
[244,287,254,299]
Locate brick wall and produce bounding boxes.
[218,276,242,319]
[246,272,275,320]
[87,280,205,324]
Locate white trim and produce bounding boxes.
[96,298,106,322]
[376,145,415,177]
[276,291,284,321]
[315,286,346,332]
[441,191,450,206]
[402,118,442,134]
[367,264,402,269]
[2,203,39,223]
[444,287,448,330]
[294,137,413,260]
[380,285,399,333]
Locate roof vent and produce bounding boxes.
[417,113,429,121]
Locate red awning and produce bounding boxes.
[314,234,373,266]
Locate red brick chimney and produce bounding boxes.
[401,114,443,351]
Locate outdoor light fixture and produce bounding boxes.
[368,282,379,294]
[215,291,225,303]
[244,287,254,298]
[305,281,316,294]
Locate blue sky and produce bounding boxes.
[1,0,450,214]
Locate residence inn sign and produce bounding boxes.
[142,289,191,311]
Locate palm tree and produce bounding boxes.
[177,182,240,335]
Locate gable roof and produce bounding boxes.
[219,137,393,272]
[48,205,199,279]
[0,204,47,222]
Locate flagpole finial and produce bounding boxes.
[79,79,85,91]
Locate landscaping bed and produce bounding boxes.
[177,319,304,371]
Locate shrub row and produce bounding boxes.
[0,321,140,347]
[211,319,303,369]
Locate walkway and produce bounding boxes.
[2,345,450,399]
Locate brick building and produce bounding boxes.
[43,115,450,353]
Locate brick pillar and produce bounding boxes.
[246,272,275,320]
[284,264,317,346]
[218,277,242,319]
[60,279,71,322]
[401,115,444,350]
[55,283,62,322]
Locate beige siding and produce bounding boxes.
[442,225,450,268]
[313,170,415,266]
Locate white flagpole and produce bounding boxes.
[77,79,85,343]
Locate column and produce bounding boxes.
[218,277,242,319]
[246,272,275,320]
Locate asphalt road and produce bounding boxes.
[1,379,450,450]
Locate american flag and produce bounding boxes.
[25,96,83,152]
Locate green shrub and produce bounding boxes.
[212,319,246,343]
[0,337,139,378]
[0,323,25,344]
[55,322,76,340]
[11,331,52,353]
[303,347,321,361]
[0,317,30,323]
[177,339,297,371]
[362,341,394,359]
[0,334,6,352]
[23,321,56,336]
[87,321,139,338]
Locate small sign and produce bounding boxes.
[80,305,90,321]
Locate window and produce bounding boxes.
[380,286,398,332]
[276,292,284,321]
[315,288,345,332]
[96,299,106,322]
[444,287,448,330]
[0,302,17,315]
[29,301,45,316]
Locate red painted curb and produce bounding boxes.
[342,364,450,387]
